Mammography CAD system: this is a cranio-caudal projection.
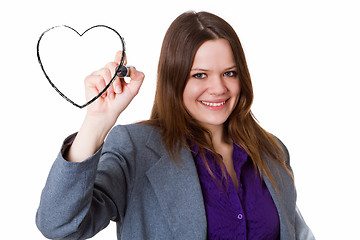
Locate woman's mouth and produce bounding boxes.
[200,100,226,107]
[199,99,230,110]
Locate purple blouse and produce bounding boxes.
[191,143,280,240]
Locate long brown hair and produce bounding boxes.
[145,11,292,188]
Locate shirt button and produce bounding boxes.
[237,213,243,220]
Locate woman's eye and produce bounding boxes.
[193,73,207,79]
[224,71,238,77]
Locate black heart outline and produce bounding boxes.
[37,25,126,109]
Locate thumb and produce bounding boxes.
[126,67,145,96]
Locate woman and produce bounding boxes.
[36,11,315,239]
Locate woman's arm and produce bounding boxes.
[36,133,106,239]
[295,206,316,240]
[36,125,137,239]
[36,51,144,239]
[67,51,144,163]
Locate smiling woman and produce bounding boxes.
[36,11,315,240]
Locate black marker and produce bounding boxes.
[115,65,131,78]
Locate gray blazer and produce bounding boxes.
[36,124,315,240]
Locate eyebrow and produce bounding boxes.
[190,65,237,72]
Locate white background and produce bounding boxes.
[1,0,359,239]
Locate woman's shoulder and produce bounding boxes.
[107,123,161,145]
[268,134,294,178]
[104,123,166,166]
[272,135,290,160]
[112,122,159,136]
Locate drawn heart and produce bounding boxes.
[37,25,126,108]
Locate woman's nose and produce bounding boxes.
[208,76,228,95]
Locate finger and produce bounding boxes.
[105,62,119,95]
[129,67,144,81]
[114,50,127,65]
[92,67,112,98]
[84,75,100,100]
[127,67,145,95]
[105,62,123,94]
[90,67,111,80]
[96,76,107,98]
[84,74,107,99]
[128,66,137,78]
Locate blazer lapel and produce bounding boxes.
[263,155,296,240]
[145,128,207,239]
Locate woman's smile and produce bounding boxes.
[199,99,229,109]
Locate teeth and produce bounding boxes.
[201,101,226,107]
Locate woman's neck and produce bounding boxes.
[205,124,231,150]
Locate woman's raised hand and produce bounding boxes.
[67,51,145,162]
[84,51,145,127]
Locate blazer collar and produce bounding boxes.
[145,126,167,157]
[144,127,207,239]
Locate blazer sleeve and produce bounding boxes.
[276,136,316,240]
[295,206,316,240]
[36,127,134,239]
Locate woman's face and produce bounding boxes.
[183,39,240,130]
